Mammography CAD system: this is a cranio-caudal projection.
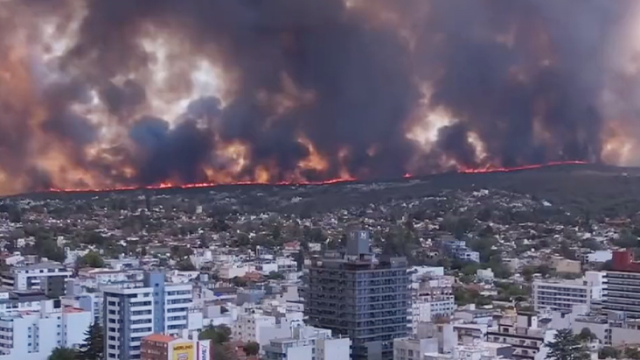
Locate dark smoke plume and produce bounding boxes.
[0,0,636,193]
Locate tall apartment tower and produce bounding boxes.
[103,271,193,360]
[603,250,640,318]
[304,230,410,360]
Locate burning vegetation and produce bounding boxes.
[1,0,640,195]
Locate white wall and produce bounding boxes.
[319,337,350,360]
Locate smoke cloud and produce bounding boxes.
[0,0,638,194]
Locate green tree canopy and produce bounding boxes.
[598,346,619,359]
[545,329,590,360]
[177,259,197,271]
[48,347,77,360]
[77,323,104,360]
[79,251,105,268]
[243,341,260,356]
[199,325,231,345]
[626,347,640,360]
[267,271,286,280]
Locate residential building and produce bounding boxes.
[141,333,210,360]
[1,262,72,292]
[304,230,410,360]
[486,312,555,360]
[423,341,513,360]
[231,311,302,347]
[551,258,582,274]
[476,269,494,282]
[263,326,350,360]
[0,290,50,316]
[0,301,91,360]
[532,271,604,311]
[603,250,640,318]
[410,275,455,333]
[440,238,479,263]
[62,279,103,324]
[103,271,196,360]
[393,337,438,360]
[584,250,612,263]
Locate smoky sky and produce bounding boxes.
[0,0,634,192]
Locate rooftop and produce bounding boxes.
[143,334,175,343]
[13,262,67,270]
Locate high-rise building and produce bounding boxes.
[103,271,194,360]
[603,250,640,318]
[532,271,604,311]
[0,301,91,360]
[304,230,410,360]
[263,326,351,360]
[1,262,72,292]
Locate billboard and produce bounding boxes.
[172,342,194,360]
[197,340,211,360]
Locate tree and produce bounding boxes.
[598,346,619,359]
[77,323,104,360]
[177,259,197,271]
[199,325,231,345]
[8,206,22,223]
[521,267,535,282]
[231,276,248,288]
[545,329,589,360]
[85,231,106,247]
[243,341,260,356]
[626,348,640,360]
[211,343,234,360]
[612,230,639,248]
[79,251,105,268]
[32,235,65,263]
[48,347,77,360]
[267,271,285,280]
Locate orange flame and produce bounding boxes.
[44,160,587,194]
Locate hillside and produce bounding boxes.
[5,163,640,219]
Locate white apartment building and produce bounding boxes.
[77,268,144,286]
[263,326,350,360]
[393,337,438,360]
[533,271,604,311]
[103,271,198,360]
[487,313,556,360]
[218,264,253,279]
[232,311,303,347]
[424,341,512,360]
[0,301,91,360]
[0,290,52,316]
[411,275,455,333]
[1,262,72,291]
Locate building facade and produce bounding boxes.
[304,230,410,360]
[603,250,640,318]
[486,313,554,360]
[439,238,480,263]
[141,334,210,360]
[393,337,438,360]
[0,301,91,360]
[410,275,454,333]
[532,271,603,311]
[103,271,195,360]
[263,326,351,360]
[1,263,72,292]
